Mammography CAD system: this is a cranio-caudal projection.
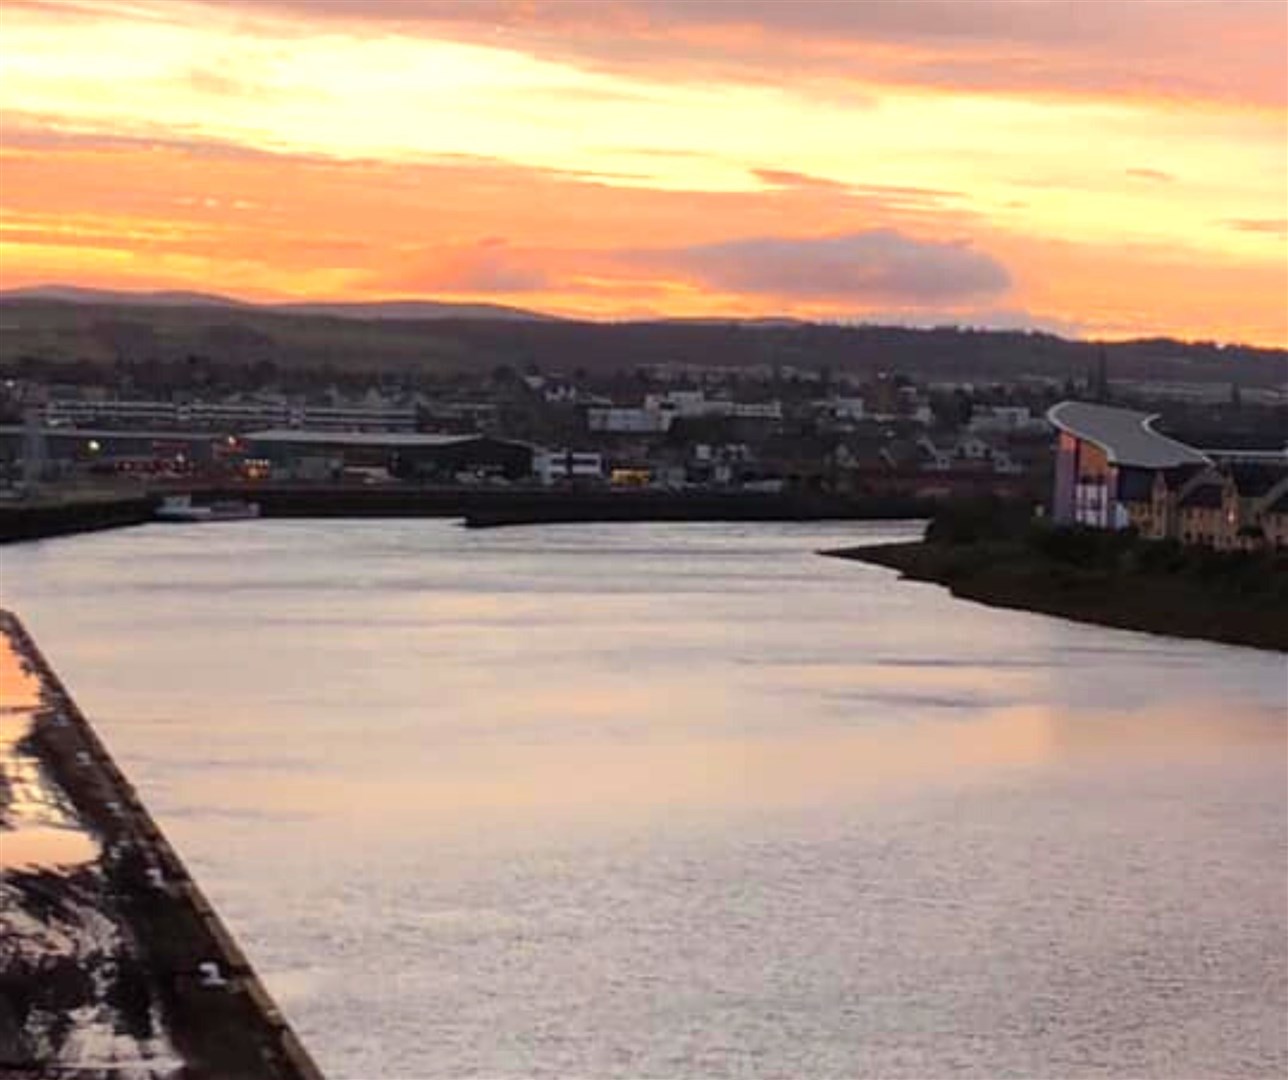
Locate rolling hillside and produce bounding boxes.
[0,288,1283,387]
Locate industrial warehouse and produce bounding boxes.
[0,425,537,486]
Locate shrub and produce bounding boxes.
[925,496,1033,546]
[1026,523,1110,567]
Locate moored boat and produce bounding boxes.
[155,494,260,523]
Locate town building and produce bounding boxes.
[534,449,605,484]
[967,405,1050,435]
[1176,475,1226,547]
[242,430,535,482]
[1217,465,1288,550]
[1144,464,1207,539]
[1047,401,1209,529]
[587,390,783,435]
[0,425,223,479]
[40,395,418,433]
[586,406,672,434]
[1047,401,1288,549]
[1262,487,1288,549]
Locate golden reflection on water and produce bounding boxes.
[0,636,42,712]
[789,661,1042,696]
[175,696,1284,834]
[1046,699,1286,753]
[1,825,98,869]
[0,632,99,871]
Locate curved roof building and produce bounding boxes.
[1047,401,1210,470]
[1046,401,1209,527]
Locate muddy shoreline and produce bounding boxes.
[826,541,1288,652]
[0,610,323,1078]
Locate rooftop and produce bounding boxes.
[1047,401,1210,469]
[0,425,226,442]
[1227,462,1287,498]
[1156,463,1208,491]
[242,429,482,447]
[1179,484,1223,509]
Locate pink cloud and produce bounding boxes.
[1222,218,1288,236]
[625,229,1011,304]
[373,239,551,294]
[181,0,1287,109]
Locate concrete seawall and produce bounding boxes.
[0,610,324,1078]
[0,494,158,543]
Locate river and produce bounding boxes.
[2,519,1284,1079]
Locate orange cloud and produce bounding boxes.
[620,231,1011,304]
[374,239,552,294]
[179,0,1288,111]
[1,1,1284,344]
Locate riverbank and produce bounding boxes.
[1,484,933,542]
[0,491,158,543]
[456,490,930,528]
[0,610,322,1078]
[827,537,1288,652]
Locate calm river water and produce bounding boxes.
[2,519,1285,1079]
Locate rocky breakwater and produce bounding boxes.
[0,609,323,1079]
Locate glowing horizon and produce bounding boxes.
[1,0,1285,345]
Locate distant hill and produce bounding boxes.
[271,299,554,322]
[0,284,249,309]
[0,285,552,323]
[0,286,1284,389]
[655,316,809,328]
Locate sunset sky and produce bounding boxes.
[1,0,1285,344]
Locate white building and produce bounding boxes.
[644,390,708,418]
[727,402,783,421]
[814,397,866,422]
[43,396,416,432]
[589,390,781,434]
[587,407,672,434]
[535,449,605,484]
[968,406,1050,435]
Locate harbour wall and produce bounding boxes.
[1,609,325,1079]
[0,494,157,543]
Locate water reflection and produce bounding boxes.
[2,825,97,869]
[0,634,42,710]
[0,633,99,871]
[0,521,1283,1080]
[142,695,1283,837]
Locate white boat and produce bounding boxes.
[155,494,260,523]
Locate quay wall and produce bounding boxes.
[1,610,325,1079]
[0,494,157,543]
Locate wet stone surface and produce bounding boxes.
[0,612,318,1080]
[1,619,182,1076]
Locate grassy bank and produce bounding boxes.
[825,501,1288,652]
